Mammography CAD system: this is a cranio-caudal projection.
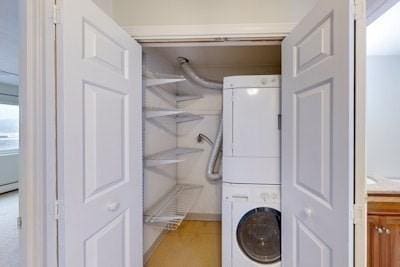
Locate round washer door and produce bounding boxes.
[236,207,281,264]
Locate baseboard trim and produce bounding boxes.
[0,182,18,194]
[143,230,168,264]
[186,212,221,221]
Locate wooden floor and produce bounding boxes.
[146,220,221,267]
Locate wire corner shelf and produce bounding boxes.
[144,184,203,230]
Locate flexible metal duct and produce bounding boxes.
[177,57,223,181]
[177,57,223,90]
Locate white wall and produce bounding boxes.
[112,0,318,26]
[0,0,19,86]
[366,56,400,178]
[92,0,114,17]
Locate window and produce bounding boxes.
[0,103,19,153]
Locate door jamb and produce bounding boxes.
[20,0,58,266]
[354,0,368,266]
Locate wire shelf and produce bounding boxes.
[144,147,203,167]
[145,108,204,123]
[144,184,203,230]
[176,95,203,102]
[145,108,185,119]
[144,71,186,87]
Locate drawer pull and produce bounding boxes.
[384,228,391,235]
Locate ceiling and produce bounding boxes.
[367,1,400,56]
[0,0,19,86]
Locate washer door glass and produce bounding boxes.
[236,207,281,264]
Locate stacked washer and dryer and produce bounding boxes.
[222,75,281,267]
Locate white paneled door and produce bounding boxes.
[282,0,355,266]
[57,1,142,266]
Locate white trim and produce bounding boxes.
[355,0,367,266]
[123,23,295,42]
[0,182,18,194]
[20,0,58,266]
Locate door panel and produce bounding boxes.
[58,1,142,266]
[282,0,354,266]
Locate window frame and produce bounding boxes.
[0,96,20,155]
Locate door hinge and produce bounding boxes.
[54,200,60,220]
[354,0,365,21]
[53,4,61,24]
[353,204,363,225]
[17,216,22,229]
[278,114,282,130]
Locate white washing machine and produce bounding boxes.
[222,183,281,267]
[223,75,281,185]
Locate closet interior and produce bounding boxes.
[141,42,282,260]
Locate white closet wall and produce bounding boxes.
[92,0,114,16]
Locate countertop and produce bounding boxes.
[367,176,400,195]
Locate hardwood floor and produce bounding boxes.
[146,220,221,267]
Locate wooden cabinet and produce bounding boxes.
[368,194,400,267]
[382,216,400,267]
[368,215,381,266]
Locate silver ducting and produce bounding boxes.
[177,57,223,90]
[177,57,223,181]
[206,121,222,181]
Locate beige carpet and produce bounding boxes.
[0,190,19,267]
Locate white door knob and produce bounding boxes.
[107,202,120,212]
[304,208,313,217]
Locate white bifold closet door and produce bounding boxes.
[281,0,356,266]
[57,0,143,266]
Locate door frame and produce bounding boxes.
[20,0,58,266]
[354,0,368,266]
[127,22,366,267]
[20,1,367,267]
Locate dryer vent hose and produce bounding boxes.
[177,57,223,90]
[177,57,223,181]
